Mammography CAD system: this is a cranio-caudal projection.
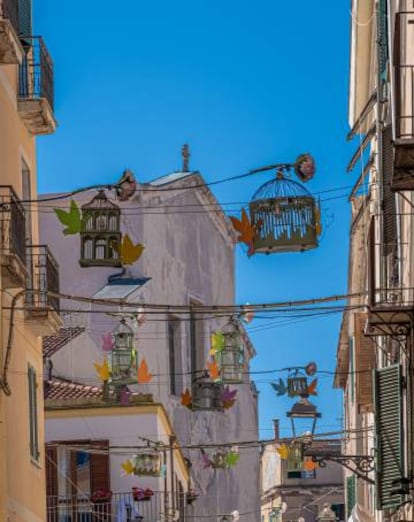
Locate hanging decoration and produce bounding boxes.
[137,359,152,384]
[121,448,163,477]
[270,363,318,398]
[116,170,137,201]
[276,441,319,471]
[180,379,238,412]
[229,154,321,256]
[54,199,82,235]
[102,332,114,352]
[201,447,240,469]
[111,233,145,266]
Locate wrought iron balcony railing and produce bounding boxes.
[19,36,54,111]
[26,245,59,313]
[395,64,414,141]
[0,0,19,36]
[46,491,186,522]
[0,185,26,267]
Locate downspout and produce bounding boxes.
[0,277,9,520]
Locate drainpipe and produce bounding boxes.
[0,277,9,520]
[170,435,176,512]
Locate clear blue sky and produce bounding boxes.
[35,0,354,438]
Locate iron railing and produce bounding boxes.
[26,245,60,313]
[46,491,187,522]
[0,185,26,267]
[19,36,54,111]
[0,0,19,36]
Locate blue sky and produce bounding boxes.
[35,0,354,438]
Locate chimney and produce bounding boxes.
[272,418,280,440]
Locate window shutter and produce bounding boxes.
[381,126,397,257]
[377,0,388,81]
[374,365,403,509]
[18,0,32,36]
[28,365,39,460]
[90,440,109,492]
[346,475,356,518]
[354,313,376,412]
[45,445,58,522]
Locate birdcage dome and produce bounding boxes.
[249,173,319,254]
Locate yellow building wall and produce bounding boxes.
[0,59,47,521]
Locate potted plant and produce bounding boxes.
[132,487,154,501]
[91,488,113,504]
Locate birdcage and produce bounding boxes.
[211,449,229,469]
[287,369,308,398]
[287,440,305,476]
[249,172,319,253]
[192,374,223,411]
[218,319,244,384]
[110,319,137,385]
[132,449,162,476]
[80,190,121,267]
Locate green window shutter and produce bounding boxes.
[346,475,356,518]
[377,0,389,81]
[349,337,355,403]
[381,126,397,258]
[27,365,39,460]
[374,365,403,509]
[18,0,32,36]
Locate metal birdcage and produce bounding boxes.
[80,190,121,267]
[287,369,308,398]
[132,449,162,476]
[249,172,319,253]
[110,319,137,385]
[287,440,304,474]
[192,373,223,411]
[211,449,229,469]
[218,319,245,384]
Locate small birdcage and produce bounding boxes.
[111,319,137,385]
[192,373,223,411]
[287,369,308,398]
[132,449,162,476]
[249,172,319,253]
[218,319,244,384]
[287,440,304,475]
[211,449,229,469]
[80,190,121,267]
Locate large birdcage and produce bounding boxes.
[218,319,244,384]
[249,172,319,253]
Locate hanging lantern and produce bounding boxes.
[192,373,223,411]
[249,171,320,254]
[211,449,228,469]
[286,397,321,437]
[202,447,240,469]
[287,440,305,475]
[287,369,308,398]
[110,319,136,385]
[217,319,244,384]
[80,190,121,267]
[131,448,162,476]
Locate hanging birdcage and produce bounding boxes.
[110,319,137,386]
[287,440,304,476]
[218,319,244,384]
[287,369,308,398]
[192,373,223,411]
[132,449,162,476]
[211,449,229,469]
[249,172,319,254]
[80,190,121,267]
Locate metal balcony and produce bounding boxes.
[0,0,23,64]
[0,186,27,288]
[25,245,61,335]
[18,36,56,135]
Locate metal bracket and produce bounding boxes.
[305,451,375,485]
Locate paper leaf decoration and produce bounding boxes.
[211,332,225,353]
[201,450,213,469]
[271,378,287,396]
[229,208,255,256]
[226,451,240,467]
[221,386,237,409]
[94,358,110,382]
[241,304,254,324]
[121,459,135,475]
[294,153,316,182]
[304,457,318,471]
[54,200,82,235]
[113,234,145,265]
[207,359,220,381]
[181,388,192,409]
[120,389,131,406]
[102,333,114,352]
[276,444,289,460]
[137,358,152,384]
[116,170,137,201]
[306,378,318,396]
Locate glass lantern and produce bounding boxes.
[111,319,136,385]
[192,373,223,411]
[133,449,162,476]
[218,319,245,384]
[287,369,308,398]
[286,397,321,437]
[287,440,304,476]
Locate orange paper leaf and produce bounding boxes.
[304,458,318,471]
[229,208,255,256]
[181,388,192,408]
[306,378,318,396]
[207,359,220,380]
[137,358,152,384]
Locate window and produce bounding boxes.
[168,316,183,396]
[28,364,39,461]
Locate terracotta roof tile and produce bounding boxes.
[43,327,85,358]
[44,379,103,400]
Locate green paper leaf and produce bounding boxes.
[226,451,240,467]
[212,332,225,353]
[54,200,82,235]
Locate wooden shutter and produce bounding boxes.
[28,365,39,460]
[374,365,403,509]
[381,126,397,257]
[377,0,388,82]
[354,313,376,412]
[90,440,110,492]
[45,445,58,522]
[18,0,32,36]
[346,475,356,518]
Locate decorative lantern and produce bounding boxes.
[218,319,244,384]
[80,190,121,267]
[111,319,136,385]
[287,369,308,398]
[249,171,320,254]
[192,373,223,411]
[212,449,228,469]
[132,449,162,476]
[286,397,321,437]
[287,440,304,476]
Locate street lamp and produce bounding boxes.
[317,503,337,522]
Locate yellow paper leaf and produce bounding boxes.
[121,459,135,475]
[276,444,289,460]
[94,358,110,381]
[112,234,145,265]
[137,358,152,384]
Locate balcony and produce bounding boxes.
[47,491,187,522]
[0,0,23,64]
[25,245,61,336]
[18,36,56,135]
[365,214,412,336]
[0,186,27,288]
[391,11,414,190]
